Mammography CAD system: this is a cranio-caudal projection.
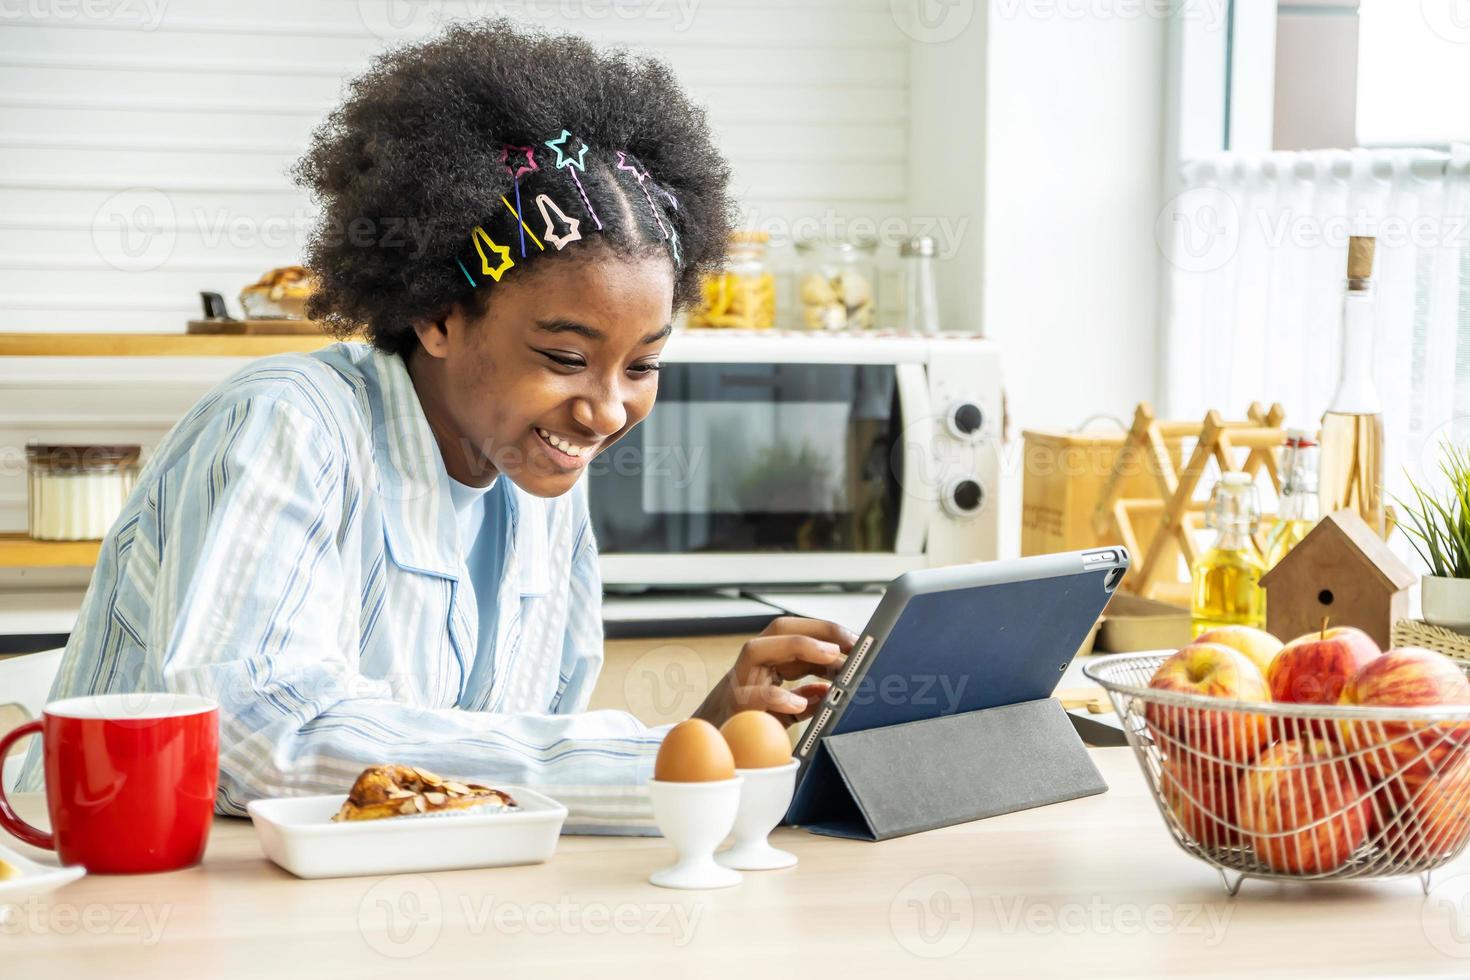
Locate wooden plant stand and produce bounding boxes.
[1090,402,1287,601]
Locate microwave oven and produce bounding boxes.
[589,332,1003,589]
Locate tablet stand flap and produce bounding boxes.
[802,697,1108,842]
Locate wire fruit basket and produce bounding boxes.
[1085,652,1470,895]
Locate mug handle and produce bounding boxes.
[0,720,54,849]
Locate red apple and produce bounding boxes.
[1160,757,1243,848]
[1338,647,1470,782]
[1147,643,1272,763]
[1195,625,1283,677]
[1240,737,1372,874]
[1377,758,1470,858]
[1267,625,1381,705]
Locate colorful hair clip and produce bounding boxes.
[471,226,514,282]
[499,144,539,180]
[545,130,602,232]
[499,144,540,258]
[543,130,588,171]
[615,150,672,242]
[500,195,545,252]
[455,257,477,287]
[535,193,582,250]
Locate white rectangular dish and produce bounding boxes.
[247,787,567,879]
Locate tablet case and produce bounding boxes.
[787,697,1107,841]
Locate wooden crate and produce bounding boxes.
[1020,428,1178,571]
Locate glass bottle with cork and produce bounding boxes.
[1265,429,1320,567]
[1318,235,1385,535]
[1191,471,1268,636]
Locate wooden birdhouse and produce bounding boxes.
[1259,509,1416,649]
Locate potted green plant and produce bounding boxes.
[1398,442,1470,631]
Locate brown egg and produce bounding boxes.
[654,719,737,782]
[719,710,794,769]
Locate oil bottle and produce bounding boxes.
[1318,236,1386,536]
[1191,471,1267,636]
[1266,429,1320,567]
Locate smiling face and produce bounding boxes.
[406,246,674,498]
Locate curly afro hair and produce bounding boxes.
[293,19,735,357]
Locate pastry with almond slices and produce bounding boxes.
[331,764,516,821]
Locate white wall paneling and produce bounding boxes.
[0,0,912,331]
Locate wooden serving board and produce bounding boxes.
[187,318,330,336]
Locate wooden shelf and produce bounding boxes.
[0,333,338,358]
[0,533,100,567]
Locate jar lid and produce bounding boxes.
[1284,428,1318,448]
[27,444,141,472]
[899,236,937,258]
[794,235,878,254]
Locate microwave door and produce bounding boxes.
[589,361,918,586]
[891,362,931,557]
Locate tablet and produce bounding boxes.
[786,547,1129,823]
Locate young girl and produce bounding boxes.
[25,22,852,832]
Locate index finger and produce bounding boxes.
[760,616,858,652]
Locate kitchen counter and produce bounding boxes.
[5,748,1468,978]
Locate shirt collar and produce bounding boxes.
[366,347,550,597]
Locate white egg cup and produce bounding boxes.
[717,758,800,871]
[648,776,745,890]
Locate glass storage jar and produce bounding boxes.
[688,231,776,329]
[27,444,140,541]
[795,237,879,330]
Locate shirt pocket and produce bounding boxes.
[366,567,465,707]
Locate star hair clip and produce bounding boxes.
[544,129,602,231]
[498,144,542,258]
[616,150,680,264]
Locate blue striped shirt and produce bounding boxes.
[20,343,664,833]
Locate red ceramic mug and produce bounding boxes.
[0,692,219,874]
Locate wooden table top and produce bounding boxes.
[4,747,1469,978]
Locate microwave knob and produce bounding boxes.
[943,477,986,519]
[946,401,985,440]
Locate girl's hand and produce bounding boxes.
[693,617,855,728]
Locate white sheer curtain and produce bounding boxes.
[1162,145,1470,505]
